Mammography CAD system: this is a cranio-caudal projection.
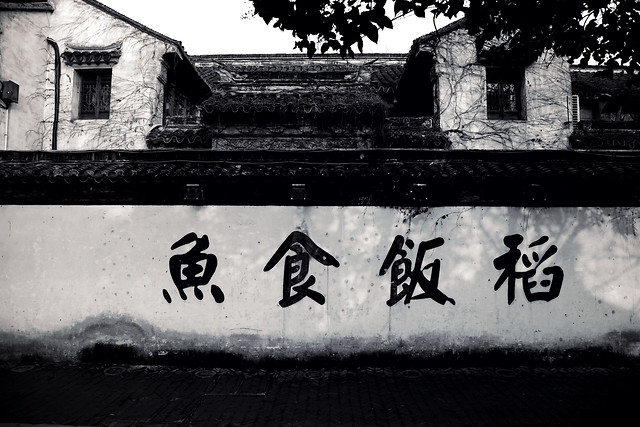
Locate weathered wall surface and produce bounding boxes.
[1,205,639,361]
[433,29,572,150]
[0,8,51,150]
[0,0,171,150]
[42,0,169,150]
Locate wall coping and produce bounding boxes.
[1,149,639,206]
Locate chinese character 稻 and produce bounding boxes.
[493,234,564,305]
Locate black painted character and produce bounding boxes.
[264,231,340,307]
[163,232,225,304]
[379,235,455,307]
[493,234,564,305]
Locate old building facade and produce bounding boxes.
[146,21,581,152]
[1,5,640,363]
[407,20,573,149]
[0,0,209,150]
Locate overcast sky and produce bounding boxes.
[99,0,451,55]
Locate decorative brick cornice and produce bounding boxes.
[61,42,122,66]
[201,87,385,116]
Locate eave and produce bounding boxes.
[1,149,639,207]
[0,1,54,11]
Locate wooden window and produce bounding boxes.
[78,69,111,119]
[486,67,524,120]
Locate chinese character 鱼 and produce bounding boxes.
[163,232,225,304]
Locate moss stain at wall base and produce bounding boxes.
[1,314,639,368]
[5,341,638,370]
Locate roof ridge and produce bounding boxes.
[77,0,211,98]
[411,17,467,49]
[191,53,407,61]
[80,0,183,51]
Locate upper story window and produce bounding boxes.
[78,69,112,119]
[486,67,525,120]
[62,42,121,121]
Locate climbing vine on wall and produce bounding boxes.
[249,0,639,84]
[32,4,174,150]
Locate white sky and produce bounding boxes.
[99,0,452,55]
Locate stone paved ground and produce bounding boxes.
[1,361,638,426]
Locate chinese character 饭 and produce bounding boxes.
[379,235,455,307]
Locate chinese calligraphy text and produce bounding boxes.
[264,231,340,307]
[163,232,225,304]
[379,235,455,307]
[493,234,564,305]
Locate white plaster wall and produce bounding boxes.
[1,206,638,359]
[0,1,171,151]
[0,9,51,150]
[39,0,169,150]
[434,29,572,150]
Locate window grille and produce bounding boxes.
[486,67,524,120]
[570,95,580,123]
[78,70,111,119]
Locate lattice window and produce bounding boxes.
[486,67,524,120]
[78,69,111,119]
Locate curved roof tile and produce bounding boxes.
[147,125,213,149]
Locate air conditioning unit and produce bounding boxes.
[569,94,580,123]
[0,80,19,104]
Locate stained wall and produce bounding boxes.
[430,28,573,149]
[1,205,638,360]
[0,0,176,150]
[0,7,52,150]
[42,0,172,150]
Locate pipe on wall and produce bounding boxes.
[3,107,8,151]
[46,38,60,150]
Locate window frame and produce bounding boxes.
[486,67,525,121]
[77,68,112,120]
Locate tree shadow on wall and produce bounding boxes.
[439,206,640,354]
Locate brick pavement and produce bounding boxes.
[1,361,638,426]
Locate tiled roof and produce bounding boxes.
[384,117,450,148]
[1,1,209,99]
[200,87,385,115]
[570,129,640,150]
[145,120,380,149]
[81,0,183,49]
[571,68,640,99]
[0,1,54,11]
[192,53,406,63]
[79,1,210,100]
[146,125,213,149]
[61,42,122,66]
[2,149,640,206]
[193,55,406,113]
[196,66,223,84]
[411,18,467,51]
[192,54,404,83]
[371,64,404,93]
[228,63,360,78]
